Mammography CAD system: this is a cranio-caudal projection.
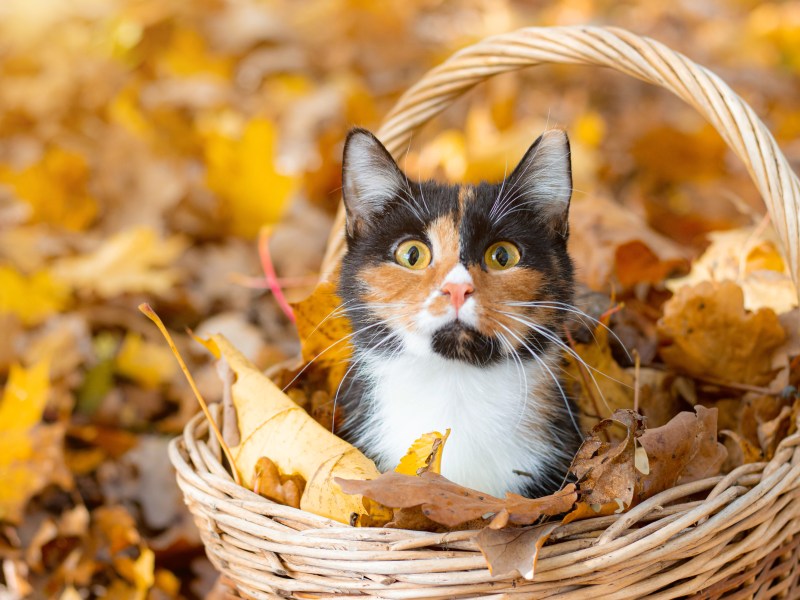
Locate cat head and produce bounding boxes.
[338,128,574,366]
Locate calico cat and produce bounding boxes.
[337,127,583,498]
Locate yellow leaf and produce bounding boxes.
[52,227,187,298]
[115,332,177,389]
[290,281,353,392]
[666,226,797,314]
[565,327,634,432]
[0,147,97,231]
[132,548,155,597]
[210,334,379,523]
[0,266,70,326]
[160,27,232,79]
[0,361,72,523]
[0,361,49,431]
[574,111,606,148]
[204,117,297,238]
[395,430,450,476]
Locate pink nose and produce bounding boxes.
[441,282,474,312]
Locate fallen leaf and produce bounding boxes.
[657,280,786,386]
[569,409,644,516]
[395,430,450,476]
[204,117,297,239]
[0,147,98,231]
[637,405,727,499]
[115,332,178,389]
[566,325,634,432]
[52,227,187,298]
[208,334,379,523]
[336,471,577,529]
[476,522,559,580]
[568,195,691,291]
[0,361,73,523]
[290,280,353,391]
[0,266,70,326]
[252,456,306,509]
[666,226,798,314]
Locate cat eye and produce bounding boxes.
[485,241,521,270]
[395,240,432,270]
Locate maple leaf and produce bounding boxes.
[658,280,786,386]
[0,361,72,523]
[52,227,187,299]
[0,147,98,231]
[290,281,353,392]
[0,266,70,326]
[204,117,298,239]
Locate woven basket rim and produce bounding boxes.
[176,24,800,599]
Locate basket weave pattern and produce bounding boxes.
[172,26,800,599]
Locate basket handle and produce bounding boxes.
[321,25,800,298]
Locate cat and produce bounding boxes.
[336,127,583,498]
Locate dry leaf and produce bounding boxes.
[114,332,178,389]
[252,457,306,509]
[204,117,297,238]
[52,227,187,298]
[0,361,72,523]
[395,430,450,476]
[207,334,379,523]
[566,325,634,431]
[666,226,798,314]
[0,147,98,231]
[0,266,70,326]
[336,471,577,529]
[658,280,786,386]
[569,409,644,517]
[476,522,559,580]
[637,405,727,499]
[290,280,353,391]
[568,195,690,291]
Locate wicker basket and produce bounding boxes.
[170,26,800,599]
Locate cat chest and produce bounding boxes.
[360,353,554,494]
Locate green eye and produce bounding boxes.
[395,240,432,270]
[485,241,520,270]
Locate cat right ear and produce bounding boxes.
[342,128,405,236]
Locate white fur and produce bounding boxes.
[517,130,571,216]
[350,346,566,497]
[343,134,404,216]
[442,263,473,286]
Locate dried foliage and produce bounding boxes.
[3,0,800,597]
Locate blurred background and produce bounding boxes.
[1,0,799,597]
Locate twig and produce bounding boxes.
[139,303,242,486]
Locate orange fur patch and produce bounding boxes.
[359,209,557,350]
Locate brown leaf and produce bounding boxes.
[336,471,577,530]
[252,457,306,509]
[476,522,559,580]
[657,280,786,386]
[570,409,644,511]
[636,405,726,500]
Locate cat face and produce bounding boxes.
[339,128,574,367]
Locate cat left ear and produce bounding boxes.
[342,128,406,237]
[504,129,572,237]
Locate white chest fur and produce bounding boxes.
[350,350,567,497]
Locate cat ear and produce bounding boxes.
[504,129,572,237]
[342,128,405,236]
